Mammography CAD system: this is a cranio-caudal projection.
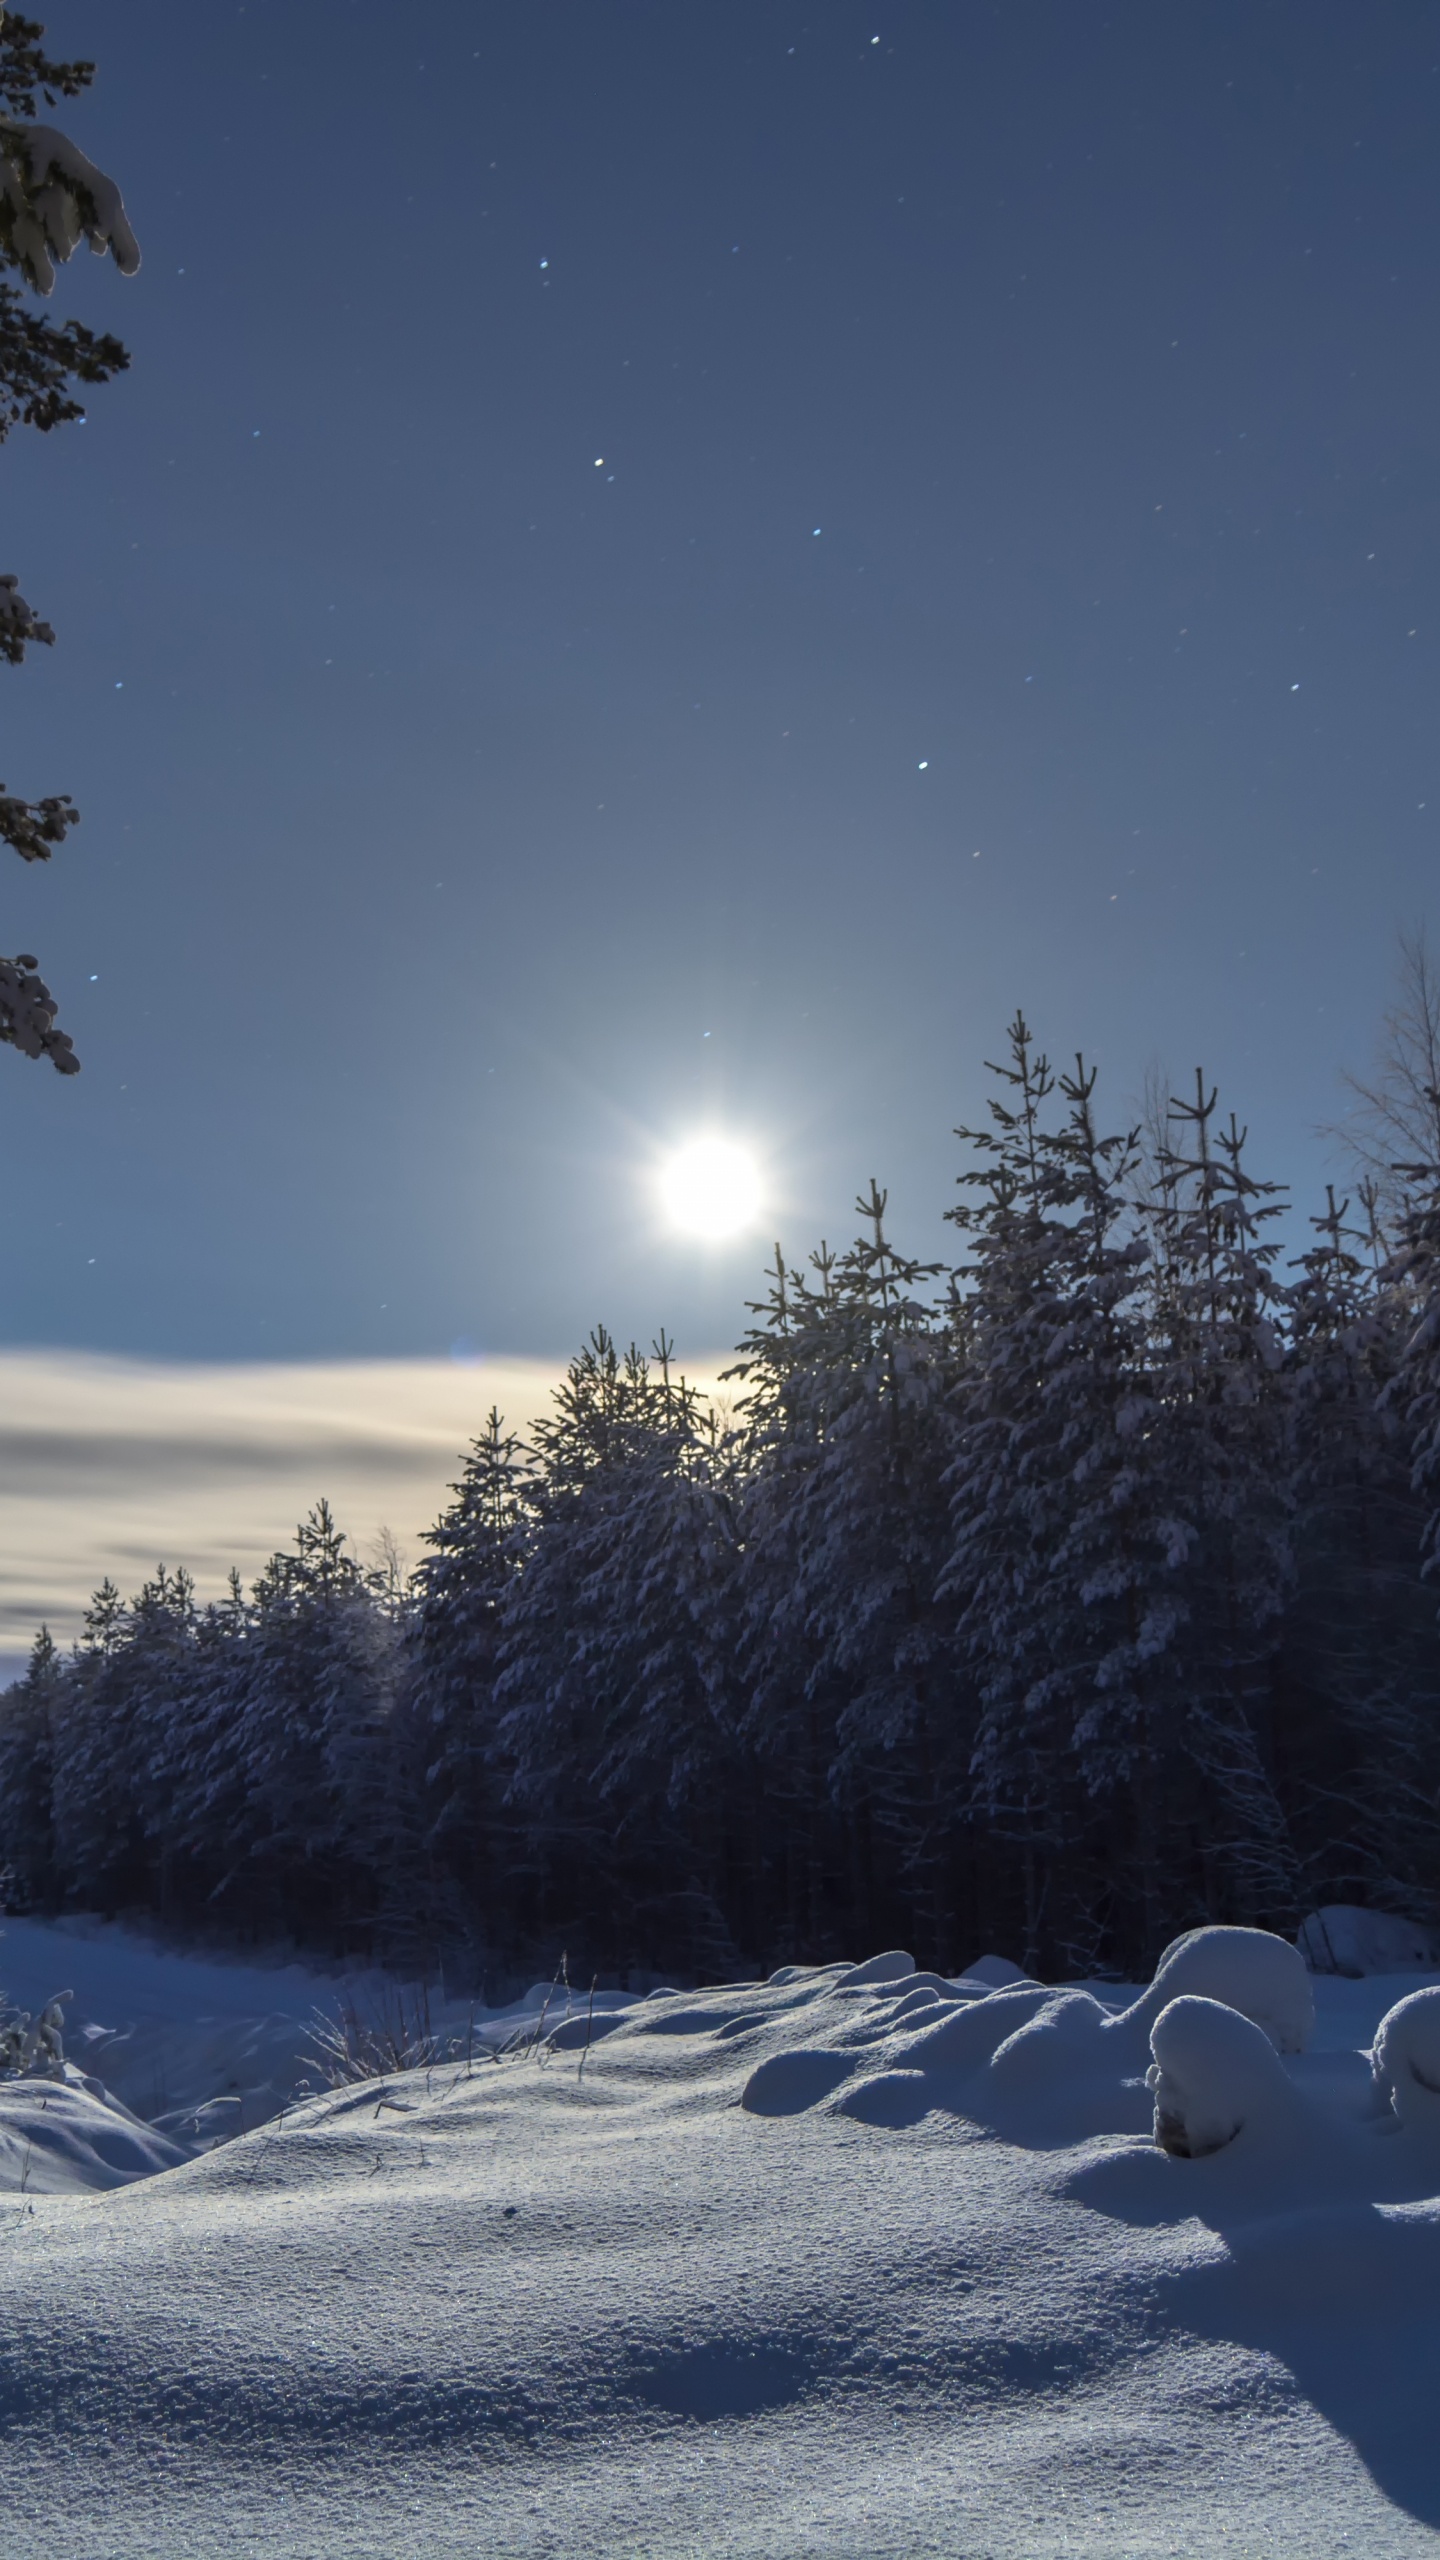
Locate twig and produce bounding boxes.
[577,1974,598,2085]
[530,1952,568,2070]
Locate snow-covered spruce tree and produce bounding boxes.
[939,1021,1155,1967]
[495,1330,744,1974]
[204,1504,399,1941]
[940,1017,1080,1962]
[724,1239,845,1956]
[1386,1129,1440,1588]
[399,1408,533,1949]
[0,8,138,1069]
[0,1623,63,1906]
[47,1567,198,1912]
[1279,1184,1438,1914]
[1338,1117,1440,1912]
[114,1564,203,1918]
[44,1573,128,1905]
[944,1039,1216,1972]
[727,1191,963,1965]
[1035,1063,1192,1964]
[1138,1072,1300,1930]
[938,1028,1300,1969]
[800,1190,964,1963]
[153,1569,256,1923]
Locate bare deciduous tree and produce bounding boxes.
[1329,926,1440,1239]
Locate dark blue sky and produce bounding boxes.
[4,0,1436,1363]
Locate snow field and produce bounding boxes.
[1,1923,1440,2550]
[0,1913,641,2170]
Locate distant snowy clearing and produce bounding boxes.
[3,1923,1440,2553]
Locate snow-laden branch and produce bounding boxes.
[0,116,139,294]
[0,778,75,860]
[0,25,138,1088]
[0,567,51,662]
[0,947,78,1069]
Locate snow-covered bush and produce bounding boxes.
[1370,1986,1440,2128]
[0,1985,69,2078]
[1121,1925,1313,2055]
[1147,1993,1301,2157]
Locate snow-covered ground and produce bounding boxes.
[0,1913,616,2156]
[2,1920,1440,2554]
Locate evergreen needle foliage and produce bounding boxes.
[0,7,139,1072]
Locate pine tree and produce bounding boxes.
[496,1331,742,1971]
[940,1014,1092,1965]
[0,1624,62,1905]
[939,1026,1167,1962]
[403,1409,533,1944]
[0,9,138,1068]
[729,1191,959,1962]
[724,1240,846,1955]
[49,1570,198,1910]
[945,1049,1190,1968]
[215,1504,397,1938]
[160,1570,255,1919]
[1140,1073,1299,1928]
[1387,1139,1440,1581]
[1278,1189,1428,1901]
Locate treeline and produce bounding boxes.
[4,1007,1440,1983]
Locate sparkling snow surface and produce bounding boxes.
[2,1930,1440,2554]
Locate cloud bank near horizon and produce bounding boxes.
[0,1348,721,1678]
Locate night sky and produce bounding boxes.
[5,0,1438,1368]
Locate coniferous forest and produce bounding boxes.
[5,996,1440,1988]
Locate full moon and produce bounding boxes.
[658,1136,763,1241]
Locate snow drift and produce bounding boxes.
[3,1919,1440,2552]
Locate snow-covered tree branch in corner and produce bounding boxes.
[0,7,139,1072]
[0,946,76,1067]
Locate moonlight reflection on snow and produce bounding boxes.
[3,1923,1440,2548]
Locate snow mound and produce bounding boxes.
[955,1951,1033,1988]
[740,2047,857,2115]
[1116,1923,1315,2053]
[736,1929,1314,2143]
[988,1988,1111,2096]
[1372,1986,1440,2128]
[1147,1993,1306,2157]
[0,2066,185,2193]
[833,1949,916,1987]
[1301,1905,1440,1977]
